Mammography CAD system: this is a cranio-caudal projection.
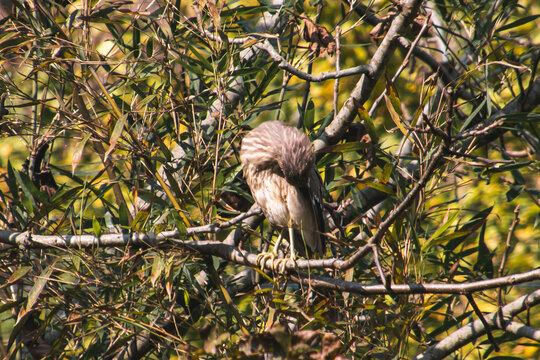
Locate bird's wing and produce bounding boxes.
[308,168,326,256]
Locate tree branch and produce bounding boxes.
[313,0,424,152]
[255,40,370,82]
[502,321,540,342]
[289,269,540,296]
[0,207,261,249]
[413,289,540,360]
[3,227,538,298]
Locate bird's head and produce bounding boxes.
[279,134,314,187]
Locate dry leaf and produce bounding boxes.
[302,15,336,56]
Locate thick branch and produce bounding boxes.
[502,321,540,342]
[414,289,540,360]
[3,228,539,297]
[0,207,261,249]
[289,269,540,295]
[313,0,423,152]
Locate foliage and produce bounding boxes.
[0,0,539,359]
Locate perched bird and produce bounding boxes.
[240,121,325,270]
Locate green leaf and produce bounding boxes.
[217,49,229,74]
[187,43,213,72]
[483,161,533,174]
[104,113,128,162]
[384,92,408,136]
[150,253,163,287]
[496,14,540,32]
[357,107,379,143]
[379,162,393,184]
[26,262,55,313]
[72,132,92,176]
[342,176,395,195]
[474,222,493,277]
[422,210,461,252]
[445,207,493,252]
[303,99,315,131]
[320,142,370,153]
[117,202,130,230]
[506,185,524,202]
[132,210,149,231]
[459,98,486,132]
[93,215,102,238]
[7,266,32,285]
[6,161,19,202]
[230,67,260,77]
[502,112,540,123]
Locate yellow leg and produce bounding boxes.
[289,227,297,260]
[274,227,297,272]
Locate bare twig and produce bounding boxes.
[3,226,538,296]
[333,26,341,120]
[446,149,515,166]
[453,119,505,140]
[0,143,444,273]
[372,244,388,288]
[289,269,540,296]
[498,205,521,278]
[333,144,446,270]
[465,293,500,352]
[0,207,262,249]
[256,40,369,82]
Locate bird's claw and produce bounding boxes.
[256,252,276,271]
[273,257,297,273]
[257,252,297,272]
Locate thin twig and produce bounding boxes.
[498,205,521,278]
[498,205,521,327]
[333,26,341,120]
[372,244,388,288]
[453,119,505,140]
[256,40,370,82]
[446,149,515,166]
[288,268,540,296]
[465,293,500,352]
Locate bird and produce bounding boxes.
[240,121,325,270]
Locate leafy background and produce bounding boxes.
[0,0,539,359]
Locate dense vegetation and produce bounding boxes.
[0,0,539,358]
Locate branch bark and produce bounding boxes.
[413,289,540,360]
[313,0,424,152]
[2,227,538,297]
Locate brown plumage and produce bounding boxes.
[240,121,325,265]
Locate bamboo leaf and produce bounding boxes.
[26,262,55,313]
[104,114,128,162]
[7,266,32,285]
[93,215,102,238]
[72,133,92,176]
[496,14,540,32]
[384,93,408,136]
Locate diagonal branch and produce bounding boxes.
[413,289,540,360]
[313,0,424,152]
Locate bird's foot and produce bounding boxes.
[256,251,277,271]
[273,256,297,273]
